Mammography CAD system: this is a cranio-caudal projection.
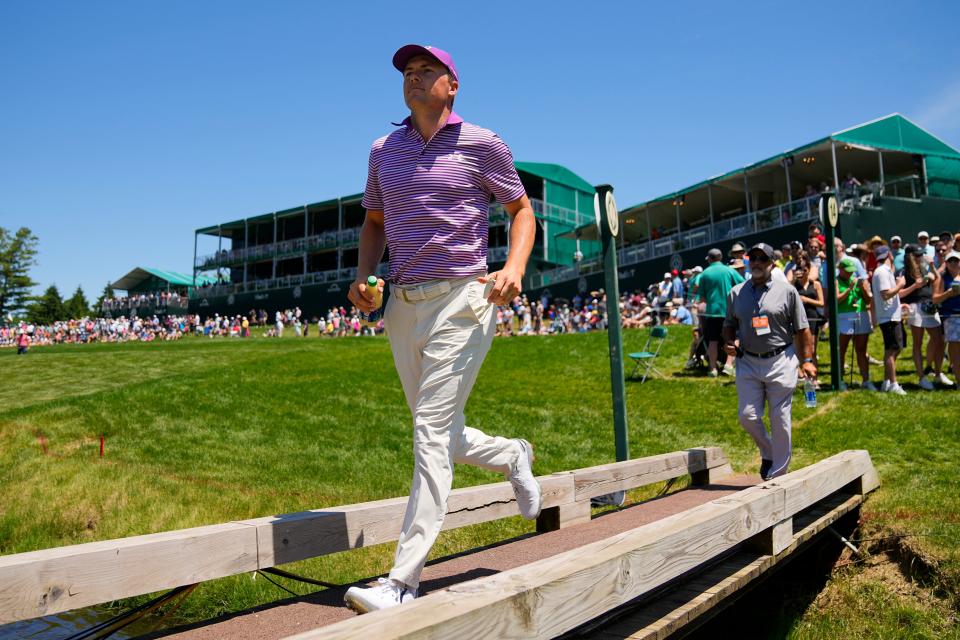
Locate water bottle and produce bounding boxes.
[359,275,383,327]
[804,377,817,408]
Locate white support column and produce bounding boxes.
[542,181,548,261]
[707,184,715,243]
[784,159,793,204]
[645,205,652,244]
[272,214,278,279]
[743,171,751,213]
[192,232,198,288]
[337,198,343,271]
[302,205,308,275]
[243,219,249,286]
[217,225,222,283]
[831,141,841,198]
[921,156,928,196]
[878,151,885,195]
[674,200,682,247]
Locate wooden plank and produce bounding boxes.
[572,448,727,502]
[285,452,876,640]
[747,517,792,556]
[690,463,734,486]
[595,493,865,640]
[288,484,785,639]
[0,523,258,624]
[248,475,573,567]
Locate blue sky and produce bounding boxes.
[2,1,959,300]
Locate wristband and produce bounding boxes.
[802,358,814,364]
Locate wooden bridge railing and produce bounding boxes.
[0,447,732,624]
[285,449,879,640]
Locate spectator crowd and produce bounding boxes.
[8,221,960,394]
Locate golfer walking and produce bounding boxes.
[722,243,816,480]
[344,44,542,613]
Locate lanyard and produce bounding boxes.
[751,281,769,316]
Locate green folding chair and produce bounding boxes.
[628,325,668,383]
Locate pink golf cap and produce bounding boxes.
[392,44,459,81]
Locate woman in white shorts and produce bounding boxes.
[901,247,948,390]
[836,258,875,389]
[933,250,960,386]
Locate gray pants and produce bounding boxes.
[735,348,798,478]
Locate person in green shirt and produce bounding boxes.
[698,248,745,376]
[837,257,875,389]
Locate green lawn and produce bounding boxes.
[1,328,957,638]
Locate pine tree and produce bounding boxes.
[64,285,91,319]
[0,227,39,318]
[28,285,66,325]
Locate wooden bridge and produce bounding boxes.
[0,448,878,639]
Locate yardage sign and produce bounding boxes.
[605,191,619,237]
[819,194,839,228]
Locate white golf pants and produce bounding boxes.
[384,275,521,590]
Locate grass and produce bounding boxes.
[1,327,958,638]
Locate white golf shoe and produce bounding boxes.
[344,578,416,614]
[508,439,542,520]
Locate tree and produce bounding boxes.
[95,283,115,313]
[28,285,66,325]
[0,227,39,318]
[64,285,91,319]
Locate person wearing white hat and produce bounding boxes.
[917,231,936,261]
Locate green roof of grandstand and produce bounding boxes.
[111,267,219,291]
[515,162,595,193]
[626,113,960,210]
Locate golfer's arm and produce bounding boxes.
[501,195,535,275]
[356,210,387,278]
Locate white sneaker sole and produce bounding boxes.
[344,588,375,614]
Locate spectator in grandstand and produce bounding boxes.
[793,255,824,374]
[902,245,951,390]
[730,258,746,278]
[871,246,907,395]
[698,248,743,377]
[836,257,875,390]
[953,233,960,253]
[665,301,693,325]
[932,250,960,387]
[655,272,673,322]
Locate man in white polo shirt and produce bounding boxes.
[871,245,907,395]
[344,44,541,614]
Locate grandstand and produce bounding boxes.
[103,267,217,317]
[543,113,960,299]
[189,163,600,318]
[186,114,960,319]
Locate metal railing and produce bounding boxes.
[189,263,392,299]
[196,197,591,270]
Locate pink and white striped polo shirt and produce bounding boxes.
[362,112,526,285]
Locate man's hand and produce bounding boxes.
[723,340,739,358]
[801,361,818,379]
[480,267,523,305]
[348,278,384,313]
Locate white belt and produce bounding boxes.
[392,275,480,304]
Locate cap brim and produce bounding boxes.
[392,44,452,77]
